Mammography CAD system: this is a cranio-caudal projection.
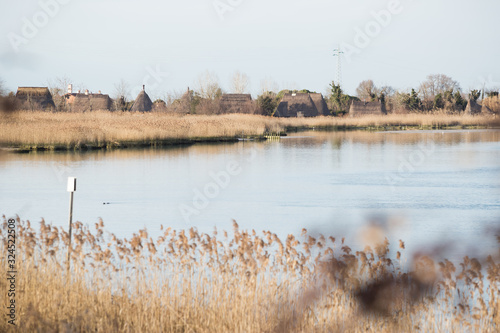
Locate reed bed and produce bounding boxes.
[0,111,496,149]
[1,216,499,332]
[279,112,496,129]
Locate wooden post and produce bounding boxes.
[67,177,77,270]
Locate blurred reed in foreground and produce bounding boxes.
[0,216,499,332]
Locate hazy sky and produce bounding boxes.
[1,0,499,99]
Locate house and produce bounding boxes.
[349,100,387,116]
[130,85,153,112]
[274,93,329,117]
[64,85,111,111]
[465,99,491,115]
[220,94,253,114]
[15,87,55,110]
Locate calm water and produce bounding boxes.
[2,130,500,258]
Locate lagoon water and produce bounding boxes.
[2,129,500,258]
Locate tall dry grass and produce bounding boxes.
[1,216,499,332]
[0,111,496,148]
[484,96,500,113]
[0,112,279,147]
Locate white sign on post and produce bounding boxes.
[67,176,76,270]
[67,177,77,192]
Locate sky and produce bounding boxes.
[0,0,499,100]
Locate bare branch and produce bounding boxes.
[230,71,250,94]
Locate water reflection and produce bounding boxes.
[2,129,498,164]
[281,129,500,148]
[1,129,499,260]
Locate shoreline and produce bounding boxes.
[2,124,493,153]
[1,111,497,153]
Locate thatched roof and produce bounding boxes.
[221,94,252,103]
[17,87,51,96]
[465,99,482,115]
[349,100,386,116]
[15,87,55,109]
[274,93,319,117]
[220,94,253,114]
[465,99,492,115]
[309,93,330,116]
[65,92,112,111]
[131,88,153,112]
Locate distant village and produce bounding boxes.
[7,77,498,117]
[11,84,343,116]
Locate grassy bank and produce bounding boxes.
[0,111,497,151]
[1,216,499,332]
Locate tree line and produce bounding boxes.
[1,73,499,115]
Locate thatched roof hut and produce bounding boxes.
[15,87,55,110]
[131,86,153,112]
[65,90,112,111]
[220,94,253,114]
[274,93,320,117]
[153,99,167,112]
[349,100,386,116]
[309,93,330,116]
[465,99,482,115]
[465,99,492,115]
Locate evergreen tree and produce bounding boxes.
[402,89,422,111]
[257,93,278,116]
[469,90,481,102]
[453,91,466,111]
[329,81,356,115]
[433,93,444,109]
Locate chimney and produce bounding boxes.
[77,90,81,94]
[85,89,89,95]
[67,84,73,94]
[142,85,145,91]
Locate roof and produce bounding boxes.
[274,93,319,117]
[131,90,153,112]
[66,93,110,99]
[15,86,55,109]
[349,100,386,116]
[309,93,330,116]
[220,94,252,102]
[464,99,492,115]
[219,94,254,114]
[465,99,481,114]
[64,92,112,111]
[16,87,51,96]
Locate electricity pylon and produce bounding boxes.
[333,46,344,88]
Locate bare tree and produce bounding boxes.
[47,76,72,111]
[418,74,460,109]
[379,85,395,97]
[163,89,193,114]
[196,71,222,100]
[260,77,279,95]
[230,71,250,94]
[356,80,378,101]
[113,79,131,111]
[114,79,131,100]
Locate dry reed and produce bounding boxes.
[1,216,499,332]
[0,111,496,149]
